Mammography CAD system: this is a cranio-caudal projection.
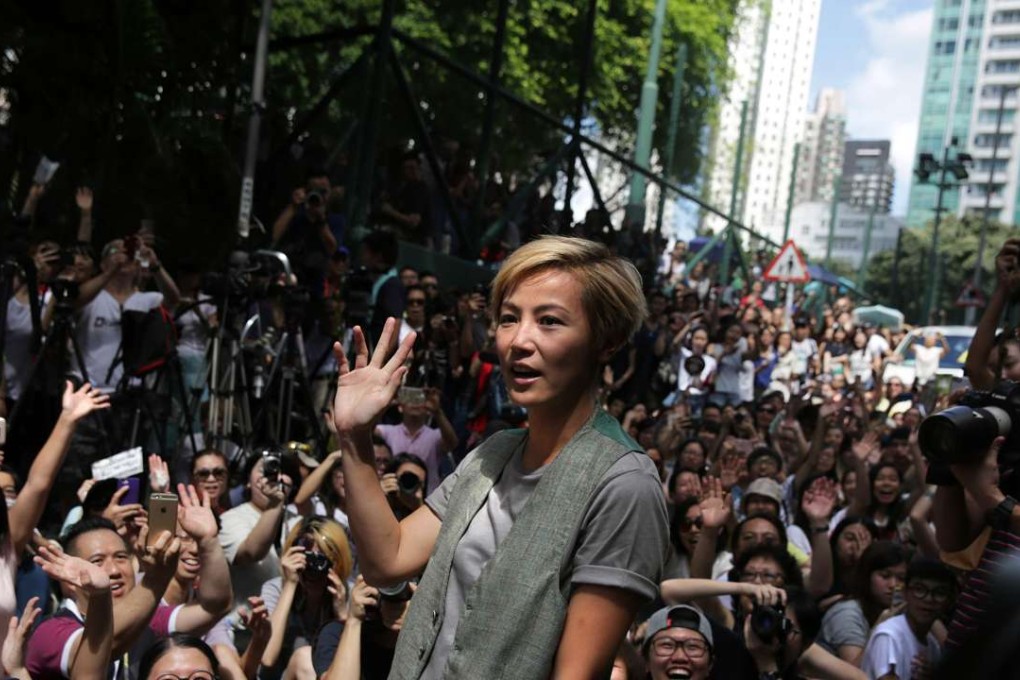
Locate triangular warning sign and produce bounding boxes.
[955,282,986,308]
[763,240,810,283]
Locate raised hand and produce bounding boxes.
[149,454,170,493]
[137,525,181,578]
[34,545,111,595]
[741,583,786,608]
[852,430,880,464]
[699,476,732,530]
[2,597,40,679]
[332,318,416,436]
[239,596,271,642]
[995,239,1020,294]
[177,484,217,541]
[802,477,839,524]
[61,381,110,422]
[75,187,94,212]
[326,570,348,620]
[280,545,306,584]
[101,486,145,532]
[348,575,378,622]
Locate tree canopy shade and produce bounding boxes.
[0,0,740,263]
[864,216,1016,325]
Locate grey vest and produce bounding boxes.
[389,408,641,679]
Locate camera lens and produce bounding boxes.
[398,472,422,494]
[918,405,1010,465]
[750,605,786,644]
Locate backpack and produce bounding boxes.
[120,306,177,377]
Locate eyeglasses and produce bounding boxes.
[651,637,709,659]
[407,298,426,306]
[681,515,704,531]
[739,570,783,585]
[155,672,216,680]
[907,583,952,604]
[194,467,227,480]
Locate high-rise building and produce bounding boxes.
[905,0,986,227]
[795,89,847,206]
[703,0,821,245]
[841,140,895,214]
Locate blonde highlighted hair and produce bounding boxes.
[283,516,354,583]
[490,236,647,353]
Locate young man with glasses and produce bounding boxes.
[642,604,715,680]
[861,558,956,679]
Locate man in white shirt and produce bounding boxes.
[74,237,181,392]
[861,558,955,679]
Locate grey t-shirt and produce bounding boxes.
[420,447,669,679]
[818,598,869,655]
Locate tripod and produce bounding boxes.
[246,314,326,456]
[205,295,256,453]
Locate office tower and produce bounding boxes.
[703,0,822,244]
[841,140,895,214]
[795,88,848,206]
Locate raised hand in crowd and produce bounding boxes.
[101,485,146,537]
[1,597,40,680]
[149,453,171,493]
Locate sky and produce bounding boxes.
[810,0,934,215]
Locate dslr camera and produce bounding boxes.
[750,603,792,644]
[918,381,1020,468]
[261,449,283,484]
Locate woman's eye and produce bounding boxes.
[499,314,516,324]
[539,316,562,326]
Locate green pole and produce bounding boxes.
[721,100,749,285]
[824,172,842,271]
[782,142,800,243]
[856,202,878,288]
[655,43,687,237]
[626,0,669,228]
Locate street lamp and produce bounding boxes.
[913,139,971,324]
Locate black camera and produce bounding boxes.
[750,603,790,644]
[305,551,331,576]
[398,471,422,495]
[306,190,325,208]
[918,381,1020,467]
[51,279,79,310]
[684,355,706,377]
[261,449,282,483]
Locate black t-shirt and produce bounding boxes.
[313,620,398,680]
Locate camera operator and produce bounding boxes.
[965,238,1020,390]
[271,169,342,298]
[380,453,428,520]
[358,231,404,348]
[375,387,457,494]
[74,237,180,392]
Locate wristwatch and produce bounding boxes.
[988,496,1018,531]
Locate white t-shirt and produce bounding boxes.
[867,334,891,361]
[791,338,818,376]
[4,291,51,401]
[914,345,942,385]
[76,289,164,391]
[677,348,717,395]
[176,295,216,357]
[218,501,301,609]
[861,613,940,680]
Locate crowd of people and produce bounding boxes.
[2,172,1020,680]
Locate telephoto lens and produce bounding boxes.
[378,581,414,602]
[918,381,1020,466]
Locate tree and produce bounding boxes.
[864,217,1016,325]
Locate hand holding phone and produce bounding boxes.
[146,492,179,547]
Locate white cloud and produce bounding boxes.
[844,1,932,215]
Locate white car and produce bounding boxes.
[881,325,976,387]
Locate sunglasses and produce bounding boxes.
[195,467,228,480]
[406,298,426,306]
[682,515,704,531]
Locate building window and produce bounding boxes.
[993,10,1020,25]
[985,59,1020,73]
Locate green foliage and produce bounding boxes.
[864,217,1015,324]
[1,0,740,263]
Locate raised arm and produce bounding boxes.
[848,432,878,516]
[426,388,458,453]
[322,576,376,680]
[966,239,1020,390]
[295,449,342,507]
[261,547,304,667]
[332,319,441,585]
[173,485,232,633]
[801,478,838,597]
[690,477,731,581]
[9,382,109,555]
[75,187,94,244]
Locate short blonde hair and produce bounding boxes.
[283,516,354,584]
[490,236,647,353]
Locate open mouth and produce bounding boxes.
[110,581,126,597]
[509,365,542,384]
[666,669,693,679]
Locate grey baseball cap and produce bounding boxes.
[643,604,714,653]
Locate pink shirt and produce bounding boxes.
[376,423,445,492]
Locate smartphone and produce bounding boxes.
[398,386,426,407]
[147,492,179,546]
[124,234,140,261]
[118,477,141,505]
